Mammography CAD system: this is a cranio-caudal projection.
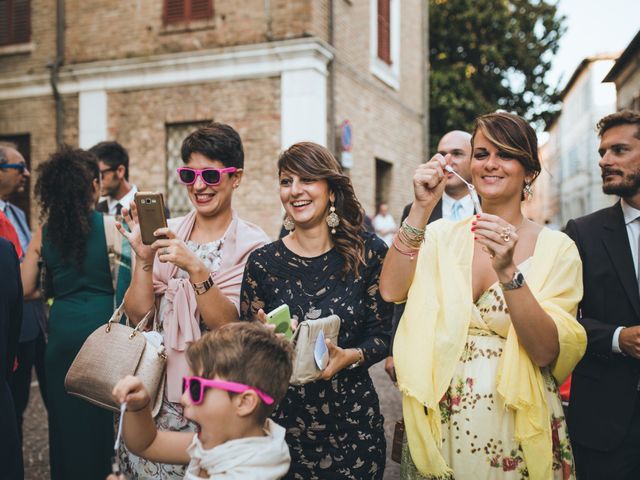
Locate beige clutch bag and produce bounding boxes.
[290,314,341,385]
[64,303,166,416]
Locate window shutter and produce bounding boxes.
[189,0,211,21]
[164,0,186,24]
[0,0,31,46]
[12,0,30,43]
[377,0,391,65]
[164,0,211,24]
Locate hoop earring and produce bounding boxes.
[326,202,340,234]
[283,216,295,231]
[523,182,533,199]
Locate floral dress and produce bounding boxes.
[240,232,392,479]
[401,259,575,480]
[118,239,224,480]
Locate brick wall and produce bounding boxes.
[332,0,425,221]
[63,0,320,64]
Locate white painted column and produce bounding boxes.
[281,68,327,149]
[79,90,108,149]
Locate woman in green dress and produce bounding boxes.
[22,147,114,479]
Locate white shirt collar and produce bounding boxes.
[0,198,6,212]
[107,184,138,214]
[621,198,640,225]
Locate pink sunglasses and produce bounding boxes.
[176,167,238,186]
[182,376,274,405]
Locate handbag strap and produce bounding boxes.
[110,302,155,332]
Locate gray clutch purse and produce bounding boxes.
[290,314,341,385]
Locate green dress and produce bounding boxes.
[43,211,115,480]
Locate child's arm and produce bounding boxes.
[112,376,192,465]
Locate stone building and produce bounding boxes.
[0,0,427,237]
[604,29,640,111]
[537,56,618,227]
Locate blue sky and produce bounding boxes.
[546,0,639,90]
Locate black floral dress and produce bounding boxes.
[240,232,392,480]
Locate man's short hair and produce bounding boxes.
[88,141,130,180]
[596,110,640,139]
[181,122,244,170]
[186,322,293,423]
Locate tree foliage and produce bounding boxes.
[429,0,565,150]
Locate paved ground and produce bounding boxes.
[22,361,402,480]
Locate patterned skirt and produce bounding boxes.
[401,334,575,480]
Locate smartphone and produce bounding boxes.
[266,304,293,340]
[135,192,168,245]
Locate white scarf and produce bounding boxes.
[184,419,290,480]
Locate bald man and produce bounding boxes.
[385,130,475,381]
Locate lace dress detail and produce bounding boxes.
[118,238,224,480]
[240,232,392,479]
[402,259,576,480]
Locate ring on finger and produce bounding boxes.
[500,227,512,243]
[162,247,169,255]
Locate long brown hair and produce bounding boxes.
[278,142,366,279]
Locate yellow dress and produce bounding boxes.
[394,219,586,480]
[401,259,575,479]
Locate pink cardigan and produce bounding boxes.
[152,210,269,402]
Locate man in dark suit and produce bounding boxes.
[384,130,475,381]
[0,237,25,479]
[90,141,137,215]
[0,144,47,440]
[566,110,640,479]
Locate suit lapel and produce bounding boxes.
[428,200,443,224]
[602,203,640,319]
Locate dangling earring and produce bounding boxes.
[326,201,340,234]
[523,182,533,199]
[283,216,295,231]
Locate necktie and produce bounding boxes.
[451,201,463,221]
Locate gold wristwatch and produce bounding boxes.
[191,273,215,295]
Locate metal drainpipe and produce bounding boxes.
[264,0,273,41]
[49,0,64,146]
[327,0,336,153]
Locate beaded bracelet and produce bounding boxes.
[398,227,423,249]
[401,219,426,237]
[392,233,421,261]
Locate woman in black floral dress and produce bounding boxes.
[240,142,392,479]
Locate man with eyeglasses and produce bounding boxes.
[89,141,137,216]
[0,143,48,442]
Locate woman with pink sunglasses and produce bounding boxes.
[116,122,270,479]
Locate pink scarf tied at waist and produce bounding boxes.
[152,210,269,402]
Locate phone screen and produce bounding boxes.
[266,304,293,340]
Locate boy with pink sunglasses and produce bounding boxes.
[111,323,293,479]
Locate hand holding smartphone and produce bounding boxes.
[134,192,168,245]
[266,304,293,340]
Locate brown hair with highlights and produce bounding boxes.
[186,322,293,422]
[472,112,542,195]
[278,142,366,279]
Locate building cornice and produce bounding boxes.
[0,38,334,100]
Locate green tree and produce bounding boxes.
[429,0,565,150]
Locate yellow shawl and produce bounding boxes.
[394,218,586,479]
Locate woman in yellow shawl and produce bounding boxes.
[380,112,586,480]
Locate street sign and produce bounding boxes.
[341,120,353,152]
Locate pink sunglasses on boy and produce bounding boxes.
[176,167,238,186]
[182,376,274,405]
